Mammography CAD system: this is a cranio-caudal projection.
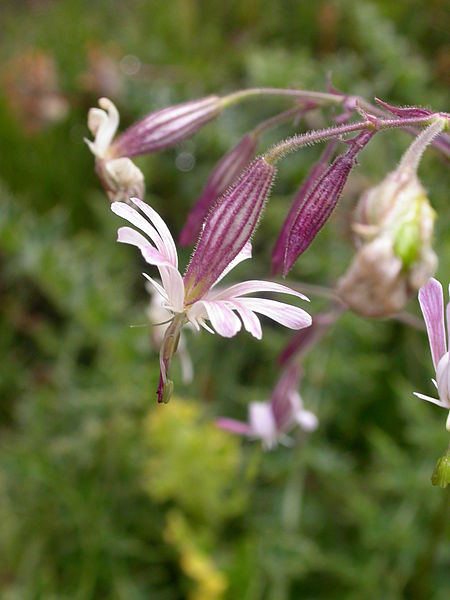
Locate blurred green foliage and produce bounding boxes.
[0,0,449,598]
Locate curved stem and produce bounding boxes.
[222,87,343,107]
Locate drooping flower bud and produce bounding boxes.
[283,131,374,276]
[336,121,445,317]
[271,141,337,275]
[95,156,145,203]
[110,95,223,158]
[86,98,145,203]
[183,157,275,303]
[179,132,258,246]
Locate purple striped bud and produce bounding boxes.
[271,141,337,275]
[283,131,374,276]
[179,132,258,246]
[110,95,223,158]
[184,157,275,303]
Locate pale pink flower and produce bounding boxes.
[217,364,318,450]
[111,192,311,402]
[414,278,450,430]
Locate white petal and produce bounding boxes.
[228,300,262,339]
[295,409,318,431]
[211,241,252,287]
[195,300,242,337]
[131,198,178,267]
[111,202,167,258]
[159,266,185,313]
[117,226,153,252]
[91,98,119,158]
[238,297,312,330]
[142,273,168,301]
[249,402,278,442]
[210,279,309,302]
[436,352,450,406]
[413,391,448,408]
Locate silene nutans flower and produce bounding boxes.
[86,95,224,202]
[217,363,318,450]
[336,120,445,317]
[111,158,311,403]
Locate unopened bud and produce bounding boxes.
[179,132,258,246]
[271,141,337,275]
[431,448,450,488]
[86,98,145,203]
[283,131,374,276]
[184,157,275,302]
[110,95,223,158]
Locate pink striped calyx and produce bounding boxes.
[179,132,258,246]
[271,141,337,275]
[183,157,275,303]
[283,130,374,276]
[110,95,223,158]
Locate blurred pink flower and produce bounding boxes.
[217,364,318,450]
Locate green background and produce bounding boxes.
[0,1,449,598]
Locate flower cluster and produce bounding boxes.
[111,180,311,402]
[86,87,448,464]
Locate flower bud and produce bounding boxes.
[271,141,336,275]
[431,448,450,488]
[336,121,445,318]
[179,132,258,246]
[336,171,437,317]
[283,131,373,276]
[110,95,223,158]
[86,98,145,203]
[184,157,275,302]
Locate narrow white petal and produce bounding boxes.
[142,273,169,301]
[211,242,252,287]
[131,198,178,267]
[117,226,152,251]
[196,300,242,337]
[413,391,448,408]
[238,298,312,330]
[159,266,185,313]
[229,300,262,339]
[249,402,278,441]
[111,202,166,257]
[295,409,318,432]
[210,279,309,302]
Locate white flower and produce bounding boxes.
[217,364,318,450]
[111,198,312,402]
